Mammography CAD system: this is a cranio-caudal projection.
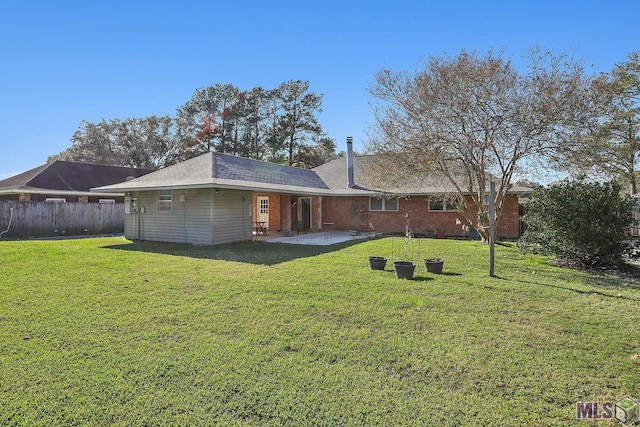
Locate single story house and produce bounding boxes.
[0,160,154,203]
[93,141,529,245]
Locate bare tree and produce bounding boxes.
[367,48,592,241]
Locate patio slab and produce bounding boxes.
[263,231,372,245]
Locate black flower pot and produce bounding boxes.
[424,258,444,274]
[393,261,415,279]
[368,256,387,270]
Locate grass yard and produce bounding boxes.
[1,236,639,426]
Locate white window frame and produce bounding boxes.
[369,197,399,212]
[99,199,116,204]
[158,190,173,212]
[428,196,457,212]
[259,198,269,215]
[45,197,66,203]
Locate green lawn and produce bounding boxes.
[1,236,639,426]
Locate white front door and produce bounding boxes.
[257,196,269,229]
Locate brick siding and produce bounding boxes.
[252,193,522,238]
[321,194,522,238]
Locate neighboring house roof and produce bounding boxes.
[93,151,531,196]
[0,161,154,197]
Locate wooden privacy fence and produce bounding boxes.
[0,200,124,239]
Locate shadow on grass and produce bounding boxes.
[582,263,640,291]
[376,271,435,282]
[496,276,640,302]
[406,276,434,282]
[101,238,368,266]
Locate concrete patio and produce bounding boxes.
[257,230,374,245]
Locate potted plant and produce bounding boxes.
[424,258,444,274]
[368,256,387,270]
[393,261,416,279]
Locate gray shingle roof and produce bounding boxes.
[313,155,532,195]
[313,155,455,194]
[93,152,330,194]
[213,153,328,189]
[93,151,531,196]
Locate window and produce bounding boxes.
[45,197,66,203]
[158,190,173,212]
[385,197,398,211]
[369,197,399,211]
[99,199,116,204]
[428,196,457,211]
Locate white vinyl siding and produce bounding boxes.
[212,191,253,244]
[125,189,212,245]
[123,188,252,245]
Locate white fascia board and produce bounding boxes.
[92,179,344,196]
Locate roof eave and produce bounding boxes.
[93,179,531,197]
[92,179,336,196]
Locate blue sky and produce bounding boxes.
[1,0,638,179]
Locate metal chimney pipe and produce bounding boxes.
[346,136,354,188]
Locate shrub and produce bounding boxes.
[519,179,636,268]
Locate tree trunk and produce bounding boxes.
[630,151,637,196]
[288,134,294,166]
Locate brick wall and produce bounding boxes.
[252,194,326,232]
[253,193,282,231]
[269,195,282,231]
[497,195,521,238]
[321,194,522,238]
[251,192,522,238]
